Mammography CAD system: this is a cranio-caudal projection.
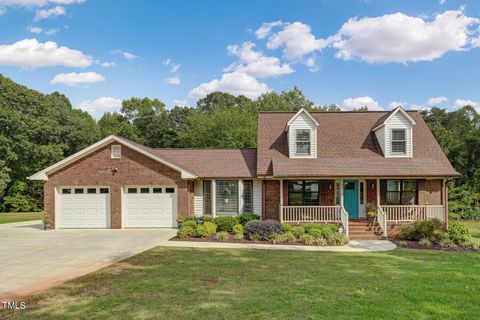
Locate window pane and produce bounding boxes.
[243,180,253,213]
[100,188,109,194]
[401,192,416,205]
[74,188,84,194]
[392,141,406,153]
[296,129,310,142]
[87,188,96,194]
[360,182,364,205]
[288,192,303,205]
[140,188,150,194]
[62,188,71,194]
[387,180,400,192]
[296,142,310,155]
[387,191,401,204]
[203,181,212,215]
[165,188,175,193]
[128,188,137,194]
[304,192,319,205]
[152,188,162,193]
[304,181,318,192]
[335,180,341,205]
[392,129,405,141]
[403,180,416,191]
[216,180,238,215]
[295,129,311,155]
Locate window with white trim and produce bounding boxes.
[111,145,121,158]
[391,129,406,154]
[295,129,311,155]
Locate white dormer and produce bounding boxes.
[285,108,319,159]
[373,106,416,158]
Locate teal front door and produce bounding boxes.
[343,180,359,218]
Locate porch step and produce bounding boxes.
[348,220,385,240]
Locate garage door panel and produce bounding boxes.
[59,187,109,229]
[124,187,175,228]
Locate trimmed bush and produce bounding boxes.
[203,221,217,235]
[184,216,197,222]
[419,238,431,247]
[215,231,229,242]
[448,222,471,243]
[232,224,244,236]
[307,228,323,239]
[193,225,208,238]
[439,238,457,248]
[182,220,197,229]
[299,234,315,245]
[245,220,282,240]
[303,224,324,234]
[291,226,305,238]
[177,226,194,238]
[315,237,328,246]
[270,233,283,244]
[282,231,296,244]
[399,224,417,240]
[281,223,293,232]
[234,233,244,240]
[329,233,349,246]
[213,216,239,232]
[414,219,444,240]
[249,233,261,241]
[197,216,214,223]
[461,240,479,249]
[238,213,260,225]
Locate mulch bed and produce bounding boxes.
[392,240,480,253]
[170,235,322,246]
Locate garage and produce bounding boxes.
[58,187,110,228]
[123,186,176,228]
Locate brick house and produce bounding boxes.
[30,107,458,237]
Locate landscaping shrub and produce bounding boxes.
[182,220,197,229]
[299,234,315,245]
[249,233,261,241]
[193,225,208,238]
[307,228,323,239]
[198,216,214,223]
[461,240,479,249]
[413,219,444,240]
[215,231,229,242]
[177,226,194,238]
[439,238,457,248]
[291,226,305,238]
[324,224,340,232]
[399,223,417,240]
[315,237,328,246]
[303,223,324,234]
[321,228,334,241]
[203,221,217,235]
[245,220,282,240]
[214,216,239,232]
[282,231,296,244]
[233,224,244,236]
[281,223,292,232]
[234,233,244,240]
[419,238,432,247]
[270,233,283,244]
[329,233,348,246]
[448,222,471,243]
[238,213,260,225]
[184,216,197,222]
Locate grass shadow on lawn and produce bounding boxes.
[2,247,479,320]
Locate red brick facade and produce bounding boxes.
[44,142,194,229]
[263,180,280,220]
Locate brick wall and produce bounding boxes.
[263,180,280,220]
[44,142,194,229]
[425,179,443,205]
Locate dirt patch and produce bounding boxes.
[393,240,480,253]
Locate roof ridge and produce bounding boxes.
[258,110,419,114]
[154,147,257,150]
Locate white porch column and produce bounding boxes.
[212,180,216,218]
[340,179,344,208]
[279,179,283,223]
[376,178,380,208]
[238,180,244,214]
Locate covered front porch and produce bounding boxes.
[269,178,448,237]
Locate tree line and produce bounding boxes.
[0,74,478,218]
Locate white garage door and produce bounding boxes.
[58,187,110,228]
[124,186,176,228]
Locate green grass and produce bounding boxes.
[2,247,479,319]
[458,220,480,239]
[0,212,43,224]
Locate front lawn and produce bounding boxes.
[461,220,480,239]
[0,212,43,224]
[2,247,479,319]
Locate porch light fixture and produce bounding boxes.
[328,183,332,190]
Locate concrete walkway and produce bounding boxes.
[0,221,395,299]
[164,239,396,252]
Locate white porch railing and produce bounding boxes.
[377,206,387,237]
[340,206,349,237]
[381,205,445,222]
[281,205,342,223]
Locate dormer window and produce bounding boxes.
[391,129,406,154]
[295,129,311,155]
[111,145,121,158]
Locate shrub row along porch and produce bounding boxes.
[264,178,448,237]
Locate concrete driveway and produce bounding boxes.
[0,221,176,299]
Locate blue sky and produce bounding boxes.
[0,0,480,118]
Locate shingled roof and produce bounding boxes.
[257,111,458,177]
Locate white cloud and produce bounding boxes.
[388,101,406,109]
[77,97,122,114]
[439,0,446,4]
[455,99,479,112]
[255,20,285,39]
[330,10,480,64]
[266,22,327,61]
[170,63,180,73]
[342,96,383,111]
[224,42,293,78]
[50,72,105,86]
[162,58,180,73]
[0,0,83,7]
[27,25,59,35]
[34,5,65,21]
[0,6,6,15]
[427,96,448,106]
[188,71,269,100]
[173,99,188,106]
[0,38,91,69]
[111,49,138,60]
[95,60,115,68]
[165,76,180,85]
[162,58,171,66]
